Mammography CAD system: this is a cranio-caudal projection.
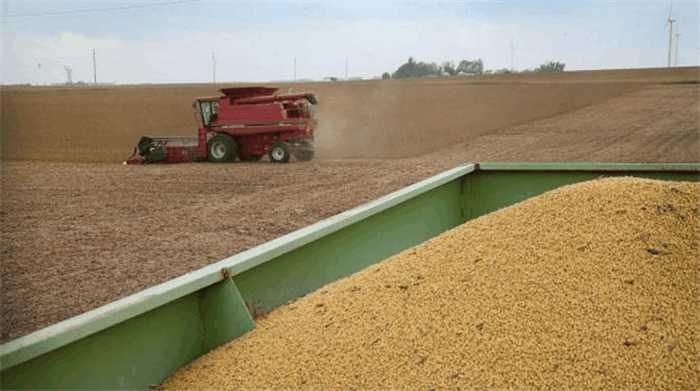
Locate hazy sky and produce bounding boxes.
[1,0,698,84]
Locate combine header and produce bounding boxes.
[126,87,317,164]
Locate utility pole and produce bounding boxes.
[509,40,515,71]
[92,49,97,84]
[64,65,73,84]
[666,7,676,67]
[674,33,680,66]
[211,52,216,84]
[293,57,297,82]
[344,58,348,79]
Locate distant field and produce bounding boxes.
[2,66,697,162]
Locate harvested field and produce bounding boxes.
[1,80,639,161]
[163,177,700,390]
[0,159,450,342]
[1,82,699,342]
[434,83,700,163]
[2,67,697,162]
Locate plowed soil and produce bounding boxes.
[163,177,700,390]
[1,81,699,342]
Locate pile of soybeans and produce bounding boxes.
[163,177,699,390]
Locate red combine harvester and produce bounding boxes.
[125,86,317,164]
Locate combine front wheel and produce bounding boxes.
[269,142,290,163]
[208,134,237,163]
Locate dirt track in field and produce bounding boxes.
[1,82,698,342]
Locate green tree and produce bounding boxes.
[456,59,483,75]
[442,62,457,76]
[494,68,513,74]
[535,61,565,73]
[381,72,391,80]
[392,57,442,79]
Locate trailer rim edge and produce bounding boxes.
[0,163,475,372]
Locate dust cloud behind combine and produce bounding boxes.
[313,80,642,158]
[2,66,697,162]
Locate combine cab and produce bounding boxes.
[125,87,317,164]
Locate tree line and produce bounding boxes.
[383,58,565,79]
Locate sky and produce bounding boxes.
[1,0,698,85]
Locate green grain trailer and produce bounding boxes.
[1,162,698,389]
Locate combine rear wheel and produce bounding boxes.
[293,141,315,161]
[294,149,315,161]
[269,142,290,163]
[208,134,237,163]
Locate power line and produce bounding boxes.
[1,0,201,18]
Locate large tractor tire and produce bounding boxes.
[293,141,315,161]
[207,134,237,163]
[294,149,315,161]
[269,142,290,163]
